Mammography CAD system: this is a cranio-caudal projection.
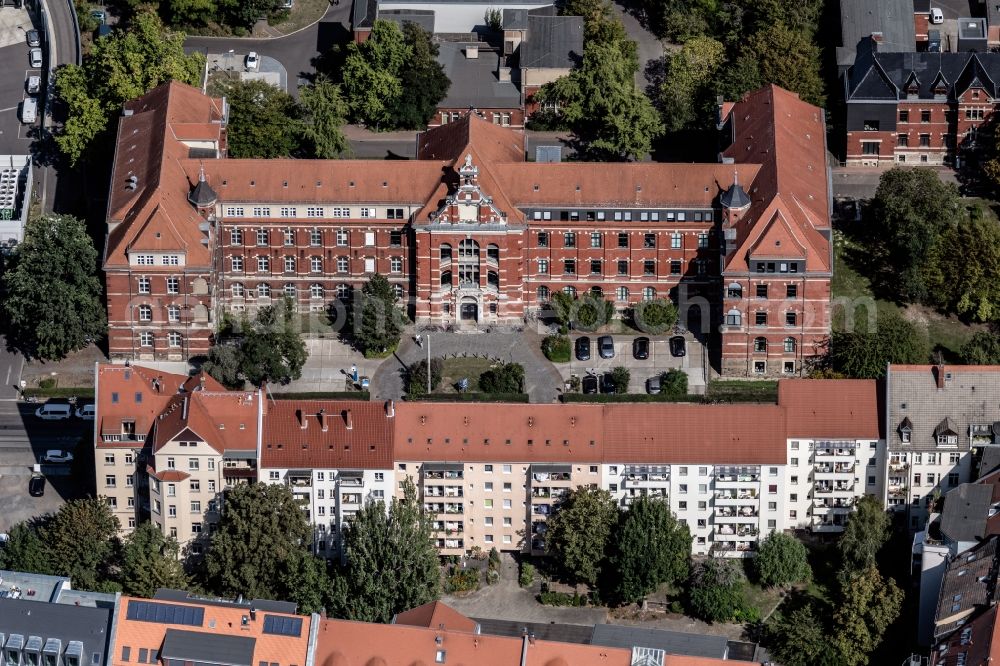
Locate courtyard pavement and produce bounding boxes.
[0,7,32,49]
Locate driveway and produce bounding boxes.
[273,337,381,394]
[609,0,663,90]
[370,330,564,404]
[184,2,353,97]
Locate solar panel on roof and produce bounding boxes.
[262,615,302,636]
[126,600,204,626]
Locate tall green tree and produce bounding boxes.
[353,273,406,357]
[738,23,825,106]
[613,496,691,603]
[753,531,811,587]
[45,499,121,591]
[687,557,751,623]
[335,479,440,622]
[299,77,350,158]
[222,79,302,158]
[389,22,451,130]
[201,482,327,612]
[866,168,961,303]
[831,309,929,379]
[118,522,189,597]
[660,36,726,131]
[831,567,904,666]
[52,9,204,164]
[546,486,619,586]
[217,0,280,28]
[341,20,411,128]
[0,520,54,575]
[838,496,891,575]
[206,299,307,387]
[2,214,106,360]
[167,0,218,26]
[766,605,836,666]
[925,207,1000,322]
[962,330,1000,364]
[535,43,663,161]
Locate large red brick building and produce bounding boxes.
[103,81,831,376]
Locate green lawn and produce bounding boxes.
[832,229,983,361]
[707,380,778,403]
[438,358,496,392]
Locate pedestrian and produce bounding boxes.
[415,334,422,347]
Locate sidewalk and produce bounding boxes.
[274,338,382,394]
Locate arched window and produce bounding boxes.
[616,286,629,302]
[754,337,767,353]
[563,285,577,297]
[642,287,656,302]
[459,239,479,259]
[726,309,742,326]
[258,283,271,298]
[441,270,453,287]
[537,286,550,301]
[727,282,743,299]
[590,286,603,297]
[487,244,500,263]
[784,337,796,353]
[440,243,452,261]
[487,271,499,289]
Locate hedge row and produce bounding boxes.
[271,391,370,400]
[561,392,701,403]
[22,387,95,399]
[405,392,530,403]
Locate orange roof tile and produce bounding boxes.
[113,596,310,666]
[393,403,607,463]
[153,388,259,453]
[261,400,393,469]
[602,404,788,464]
[95,364,193,448]
[778,379,881,439]
[393,600,479,633]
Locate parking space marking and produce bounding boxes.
[0,106,16,113]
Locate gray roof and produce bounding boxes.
[960,17,987,39]
[934,537,998,639]
[591,624,730,660]
[521,14,582,69]
[352,0,379,29]
[720,182,750,209]
[161,629,255,666]
[0,570,69,603]
[979,447,1000,478]
[436,43,521,109]
[886,366,1000,451]
[847,46,1000,101]
[837,0,915,68]
[376,8,435,33]
[473,617,594,644]
[941,483,996,543]
[503,8,529,30]
[0,598,114,666]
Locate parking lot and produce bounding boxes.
[556,333,707,395]
[0,42,40,155]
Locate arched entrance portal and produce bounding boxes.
[460,298,478,322]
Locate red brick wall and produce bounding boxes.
[429,107,525,129]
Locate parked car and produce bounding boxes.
[670,335,687,357]
[245,51,260,70]
[598,335,615,359]
[20,97,37,124]
[26,75,40,94]
[582,374,599,394]
[43,450,73,464]
[29,47,42,68]
[575,336,591,361]
[646,375,661,394]
[75,404,95,420]
[90,9,106,24]
[600,372,616,394]
[34,402,71,420]
[28,475,45,497]
[930,7,944,24]
[632,336,649,360]
[25,29,40,47]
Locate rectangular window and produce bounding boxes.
[590,232,602,248]
[138,276,151,293]
[390,230,402,246]
[862,142,879,156]
[336,229,348,246]
[253,206,270,217]
[280,207,296,218]
[618,232,628,248]
[563,232,576,248]
[537,231,548,247]
[900,110,909,122]
[306,207,324,218]
[643,260,655,275]
[697,233,709,248]
[756,284,768,299]
[644,233,656,249]
[921,110,931,123]
[786,284,797,298]
[225,207,245,217]
[617,260,628,275]
[920,134,931,147]
[786,311,797,326]
[537,258,549,274]
[670,233,681,249]
[590,259,602,274]
[563,259,576,275]
[755,311,767,326]
[360,208,376,218]
[670,260,681,275]
[897,134,908,147]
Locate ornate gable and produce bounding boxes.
[430,154,509,225]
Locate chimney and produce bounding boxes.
[385,400,395,418]
[199,374,206,391]
[344,409,353,430]
[319,408,328,432]
[298,409,308,429]
[935,364,946,390]
[465,45,479,59]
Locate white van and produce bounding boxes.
[20,97,37,124]
[34,403,71,420]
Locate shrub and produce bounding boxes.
[479,362,525,394]
[610,366,631,394]
[668,600,684,614]
[661,369,688,396]
[630,299,678,334]
[519,563,536,587]
[542,335,571,362]
[538,591,588,606]
[38,377,56,390]
[488,547,501,569]
[445,569,480,593]
[406,358,444,396]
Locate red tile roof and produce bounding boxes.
[95,364,194,448]
[722,85,831,274]
[152,387,259,453]
[393,600,479,633]
[260,399,393,469]
[778,379,881,439]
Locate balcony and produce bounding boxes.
[533,472,571,482]
[425,486,464,498]
[715,510,759,522]
[715,473,760,486]
[715,491,758,505]
[815,447,856,460]
[425,470,464,480]
[889,462,909,472]
[341,494,362,505]
[532,504,552,516]
[223,467,256,479]
[815,482,855,495]
[531,538,546,551]
[814,463,854,474]
[444,503,463,515]
[532,521,548,535]
[888,486,908,499]
[813,521,847,533]
[339,475,364,487]
[289,476,311,487]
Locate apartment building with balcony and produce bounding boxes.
[257,400,395,560]
[104,80,831,378]
[884,365,992,531]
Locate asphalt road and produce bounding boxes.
[185,2,353,97]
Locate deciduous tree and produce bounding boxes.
[546,486,619,586]
[660,36,726,131]
[830,309,929,379]
[335,479,440,622]
[353,273,406,357]
[0,520,54,575]
[962,330,1000,365]
[613,496,691,603]
[2,214,106,360]
[753,531,811,587]
[925,207,1000,322]
[660,369,688,396]
[45,498,121,591]
[687,557,752,623]
[389,22,451,130]
[740,23,825,107]
[478,362,525,394]
[237,298,308,386]
[299,77,350,158]
[838,496,891,575]
[223,79,302,158]
[630,298,678,334]
[341,21,410,128]
[831,567,904,666]
[766,605,835,666]
[119,522,189,597]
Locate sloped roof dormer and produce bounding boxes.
[955,54,997,99]
[899,417,913,434]
[934,417,959,438]
[931,70,950,97]
[903,71,920,95]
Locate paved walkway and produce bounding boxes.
[0,6,32,49]
[609,0,664,90]
[370,329,564,403]
[276,338,379,394]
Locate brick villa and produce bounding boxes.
[103,81,831,377]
